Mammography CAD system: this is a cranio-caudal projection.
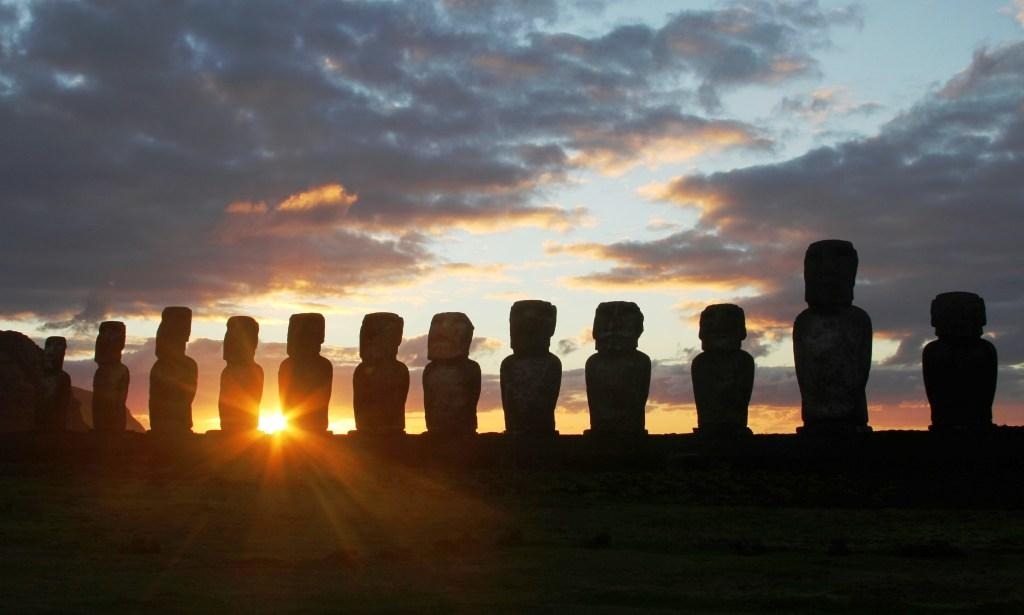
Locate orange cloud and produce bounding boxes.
[225,200,268,214]
[278,183,358,212]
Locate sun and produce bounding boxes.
[258,411,288,435]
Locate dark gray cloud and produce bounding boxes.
[555,42,1024,418]
[0,0,854,323]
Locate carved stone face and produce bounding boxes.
[155,306,192,359]
[931,291,986,339]
[43,336,67,373]
[427,312,473,360]
[593,301,643,353]
[699,304,746,351]
[360,312,403,361]
[287,313,326,358]
[510,300,556,355]
[224,316,259,363]
[95,321,126,365]
[804,239,858,309]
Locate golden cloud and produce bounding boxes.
[278,183,359,212]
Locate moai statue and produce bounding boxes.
[92,321,130,432]
[585,301,651,435]
[691,304,754,437]
[793,240,872,434]
[38,336,72,431]
[279,313,333,432]
[923,292,997,431]
[353,312,409,435]
[423,312,480,435]
[500,300,561,436]
[149,306,198,434]
[218,316,263,433]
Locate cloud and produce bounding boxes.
[555,42,1024,414]
[0,0,857,323]
[775,86,883,124]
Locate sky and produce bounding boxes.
[1,0,1022,434]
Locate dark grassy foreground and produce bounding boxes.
[3,432,1024,613]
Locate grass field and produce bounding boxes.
[3,438,1024,613]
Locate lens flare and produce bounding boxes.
[258,412,288,435]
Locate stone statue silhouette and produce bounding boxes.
[218,316,263,433]
[500,300,561,436]
[691,304,754,437]
[353,312,409,435]
[923,292,997,431]
[423,312,480,435]
[793,240,872,434]
[279,313,333,432]
[585,301,650,435]
[149,306,198,434]
[38,336,72,431]
[92,321,130,432]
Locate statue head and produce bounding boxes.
[223,316,259,364]
[931,292,986,339]
[155,306,192,359]
[804,239,858,309]
[510,300,556,356]
[287,313,325,359]
[427,312,474,361]
[360,312,403,361]
[43,336,67,373]
[593,301,644,353]
[94,321,126,365]
[699,304,746,351]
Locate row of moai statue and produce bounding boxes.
[66,239,996,436]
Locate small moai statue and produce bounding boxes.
[149,306,198,434]
[500,300,561,436]
[218,316,264,433]
[793,240,872,434]
[353,312,409,435]
[38,336,72,431]
[585,301,651,435]
[92,321,130,432]
[691,304,754,437]
[279,313,333,432]
[923,292,997,431]
[423,312,480,435]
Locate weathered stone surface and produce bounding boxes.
[0,330,44,432]
[586,301,650,435]
[692,304,754,436]
[793,240,872,434]
[501,300,561,435]
[38,336,72,431]
[149,306,198,434]
[424,312,480,435]
[279,313,332,432]
[923,292,997,430]
[92,321,131,433]
[353,312,409,434]
[218,316,263,433]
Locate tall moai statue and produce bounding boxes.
[279,313,333,432]
[923,292,997,431]
[149,306,198,434]
[691,304,754,437]
[500,300,561,436]
[38,336,72,431]
[585,301,651,435]
[218,316,263,433]
[793,240,872,434]
[92,321,130,432]
[423,312,480,435]
[353,312,409,435]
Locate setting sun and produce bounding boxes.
[258,412,288,435]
